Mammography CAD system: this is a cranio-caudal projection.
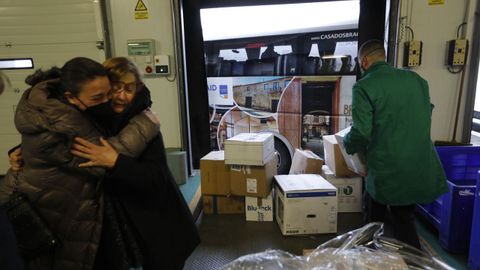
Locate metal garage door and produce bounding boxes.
[0,0,106,172]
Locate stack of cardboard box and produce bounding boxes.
[322,131,364,213]
[200,133,277,221]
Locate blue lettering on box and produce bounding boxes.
[286,191,336,198]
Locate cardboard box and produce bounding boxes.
[203,195,245,214]
[322,135,356,177]
[289,149,324,174]
[335,127,367,176]
[321,165,363,213]
[245,190,274,221]
[230,153,277,197]
[224,133,275,166]
[275,174,337,235]
[200,151,230,195]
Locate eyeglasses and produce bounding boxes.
[112,81,138,94]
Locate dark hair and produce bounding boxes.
[358,39,385,59]
[25,67,62,86]
[102,57,142,83]
[25,57,107,97]
[60,57,108,96]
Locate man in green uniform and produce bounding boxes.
[343,39,448,249]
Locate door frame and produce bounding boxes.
[462,0,480,143]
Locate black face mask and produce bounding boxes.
[84,100,115,117]
[81,100,116,129]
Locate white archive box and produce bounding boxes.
[321,165,363,213]
[245,190,274,222]
[224,133,275,166]
[274,174,337,235]
[335,127,367,176]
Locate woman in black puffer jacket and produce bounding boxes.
[0,57,159,270]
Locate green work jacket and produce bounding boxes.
[344,61,448,205]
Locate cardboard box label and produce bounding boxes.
[321,165,363,213]
[246,178,257,193]
[246,191,274,221]
[231,165,242,172]
[230,154,277,197]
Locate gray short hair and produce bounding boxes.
[358,39,385,59]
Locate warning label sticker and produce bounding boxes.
[428,0,444,5]
[135,0,149,19]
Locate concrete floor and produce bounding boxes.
[184,213,364,270]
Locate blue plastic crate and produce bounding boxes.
[416,179,476,253]
[469,174,480,270]
[438,179,476,253]
[417,197,442,229]
[416,146,480,253]
[436,146,480,182]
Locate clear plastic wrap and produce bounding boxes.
[220,222,455,270]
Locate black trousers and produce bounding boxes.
[364,192,421,249]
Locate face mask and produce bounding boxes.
[84,101,115,119]
[77,98,116,127]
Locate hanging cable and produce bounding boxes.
[405,26,415,41]
[457,23,467,39]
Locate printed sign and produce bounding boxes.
[428,0,445,5]
[135,0,149,19]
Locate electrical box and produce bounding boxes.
[447,39,468,67]
[127,39,170,76]
[154,55,170,75]
[127,39,156,75]
[403,40,423,67]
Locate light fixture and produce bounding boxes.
[321,55,347,59]
[0,58,34,70]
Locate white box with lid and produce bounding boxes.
[274,174,337,235]
[224,133,275,166]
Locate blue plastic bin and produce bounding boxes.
[416,146,480,253]
[439,179,476,253]
[468,174,480,270]
[436,146,480,181]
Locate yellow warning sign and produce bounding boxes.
[135,0,149,19]
[428,0,444,5]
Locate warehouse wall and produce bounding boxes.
[395,0,478,141]
[108,0,182,148]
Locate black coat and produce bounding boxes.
[99,87,200,270]
[106,134,200,270]
[0,209,23,270]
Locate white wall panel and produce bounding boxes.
[108,0,182,149]
[395,0,477,141]
[0,0,105,173]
